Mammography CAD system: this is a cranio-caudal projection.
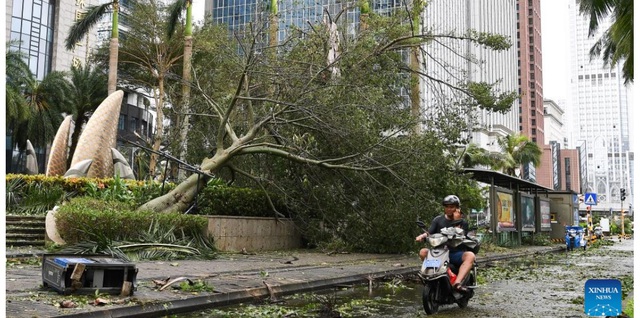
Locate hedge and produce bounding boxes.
[7,174,287,218]
[55,197,208,244]
[195,185,289,217]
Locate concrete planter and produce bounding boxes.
[205,216,302,252]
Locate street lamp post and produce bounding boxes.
[620,188,626,237]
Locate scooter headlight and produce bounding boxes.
[428,234,447,247]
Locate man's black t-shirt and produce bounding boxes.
[427,214,469,235]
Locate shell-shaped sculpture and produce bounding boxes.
[69,90,123,178]
[112,148,135,180]
[25,140,38,175]
[46,115,73,176]
[64,159,93,178]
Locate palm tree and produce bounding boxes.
[167,0,195,179]
[6,45,32,126]
[65,0,121,94]
[66,63,109,166]
[454,143,504,169]
[493,134,542,177]
[577,0,633,84]
[359,0,370,30]
[268,0,279,50]
[117,0,184,178]
[10,70,74,153]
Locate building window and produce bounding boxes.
[118,115,125,130]
[10,0,55,80]
[531,128,536,135]
[130,118,137,132]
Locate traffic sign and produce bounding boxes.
[584,192,597,206]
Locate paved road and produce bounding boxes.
[417,238,635,318]
[5,246,564,317]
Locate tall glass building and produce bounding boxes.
[8,0,56,80]
[207,0,360,42]
[567,1,634,210]
[421,0,520,150]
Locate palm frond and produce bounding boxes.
[65,3,112,50]
[6,177,26,210]
[167,0,188,38]
[578,0,612,36]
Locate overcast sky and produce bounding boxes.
[540,1,570,103]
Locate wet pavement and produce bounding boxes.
[6,245,567,317]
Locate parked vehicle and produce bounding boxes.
[565,226,587,251]
[416,220,480,315]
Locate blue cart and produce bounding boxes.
[565,226,587,251]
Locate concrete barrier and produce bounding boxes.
[205,216,302,252]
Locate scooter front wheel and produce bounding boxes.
[422,284,439,315]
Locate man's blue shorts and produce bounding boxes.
[449,250,465,266]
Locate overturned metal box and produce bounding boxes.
[42,254,138,295]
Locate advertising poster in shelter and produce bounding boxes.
[496,192,516,232]
[521,196,535,231]
[539,200,551,231]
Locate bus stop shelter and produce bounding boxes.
[464,168,580,246]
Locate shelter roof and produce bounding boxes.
[462,168,555,194]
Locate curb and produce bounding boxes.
[53,267,419,318]
[52,246,565,318]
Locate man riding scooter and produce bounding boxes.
[415,195,476,292]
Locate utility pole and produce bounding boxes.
[620,188,626,237]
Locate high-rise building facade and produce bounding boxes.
[514,0,545,184]
[516,0,544,148]
[7,0,99,80]
[567,1,634,210]
[542,99,564,147]
[421,0,520,150]
[206,0,358,41]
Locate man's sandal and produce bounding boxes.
[453,283,468,293]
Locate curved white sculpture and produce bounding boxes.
[46,115,73,176]
[68,90,123,178]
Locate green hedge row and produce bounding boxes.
[55,197,208,244]
[6,174,287,218]
[194,185,289,217]
[6,174,176,215]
